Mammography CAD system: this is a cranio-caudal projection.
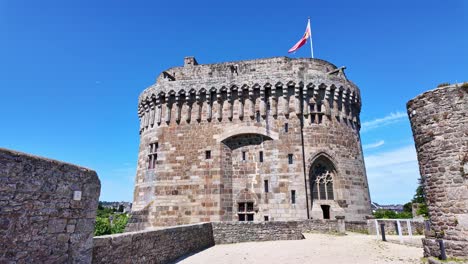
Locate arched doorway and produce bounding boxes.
[310,155,337,219]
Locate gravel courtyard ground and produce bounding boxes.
[177,233,423,264]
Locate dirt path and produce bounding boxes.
[177,233,422,264]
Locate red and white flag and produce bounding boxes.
[288,19,313,57]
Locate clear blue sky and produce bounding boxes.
[1,0,467,204]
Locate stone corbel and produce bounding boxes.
[248,88,255,119]
[149,99,155,127]
[260,88,266,118]
[185,93,192,123]
[294,84,301,116]
[238,89,244,120]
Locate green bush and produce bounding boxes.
[461,82,468,92]
[94,204,129,236]
[373,209,412,219]
[437,82,450,88]
[110,214,129,234]
[94,217,112,236]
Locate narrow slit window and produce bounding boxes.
[256,111,261,122]
[205,150,211,159]
[259,151,264,162]
[288,154,293,164]
[284,123,289,132]
[264,180,269,193]
[242,151,246,161]
[291,190,296,204]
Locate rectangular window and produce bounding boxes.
[242,151,246,161]
[291,190,296,204]
[238,202,254,222]
[205,150,211,159]
[284,123,289,132]
[264,180,269,193]
[148,143,158,169]
[256,111,261,123]
[259,151,263,162]
[288,154,293,164]
[264,216,269,221]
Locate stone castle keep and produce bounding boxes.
[130,56,372,228]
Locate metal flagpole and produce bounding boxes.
[308,17,314,58]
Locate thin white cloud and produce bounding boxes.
[363,140,385,150]
[361,111,407,132]
[364,144,420,204]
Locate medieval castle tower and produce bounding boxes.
[130,56,371,229]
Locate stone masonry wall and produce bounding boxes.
[212,221,304,244]
[407,83,468,259]
[0,148,101,263]
[93,223,214,264]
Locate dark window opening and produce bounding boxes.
[321,205,331,219]
[259,151,264,162]
[242,151,246,161]
[288,154,293,164]
[238,202,254,222]
[264,180,269,193]
[238,202,245,212]
[291,190,296,204]
[264,216,269,221]
[284,123,289,132]
[205,150,211,159]
[148,142,158,169]
[256,111,261,122]
[247,202,254,212]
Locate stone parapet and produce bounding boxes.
[137,57,361,133]
[0,148,100,263]
[212,221,305,244]
[92,223,214,264]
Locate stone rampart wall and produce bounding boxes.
[93,223,214,264]
[407,83,468,259]
[344,221,369,234]
[212,219,341,244]
[212,221,304,244]
[0,148,100,263]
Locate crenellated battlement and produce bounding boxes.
[137,57,362,132]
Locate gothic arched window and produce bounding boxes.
[311,158,335,200]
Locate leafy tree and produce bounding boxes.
[373,209,412,219]
[94,205,129,236]
[94,217,111,236]
[111,214,129,234]
[403,202,412,213]
[411,177,429,217]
